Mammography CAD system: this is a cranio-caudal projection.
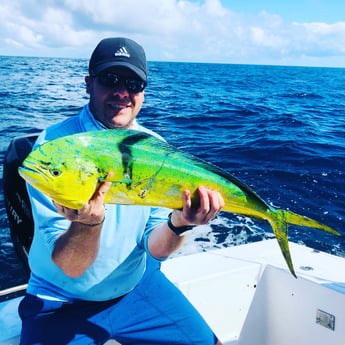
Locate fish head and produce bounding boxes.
[18,138,102,209]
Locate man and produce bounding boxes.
[19,37,224,345]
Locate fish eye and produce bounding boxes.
[50,169,62,177]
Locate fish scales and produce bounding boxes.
[18,129,340,277]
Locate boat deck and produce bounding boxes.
[1,239,345,345]
[162,239,345,344]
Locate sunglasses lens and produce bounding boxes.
[97,73,145,93]
[98,73,118,88]
[125,79,146,93]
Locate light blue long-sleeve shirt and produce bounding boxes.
[26,105,170,302]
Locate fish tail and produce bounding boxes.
[283,210,341,236]
[267,209,340,278]
[266,210,296,278]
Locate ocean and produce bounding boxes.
[0,56,344,292]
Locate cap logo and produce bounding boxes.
[114,47,130,58]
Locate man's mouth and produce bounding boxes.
[110,103,126,108]
[108,102,132,111]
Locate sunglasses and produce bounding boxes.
[97,72,146,93]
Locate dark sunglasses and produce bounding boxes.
[97,72,146,93]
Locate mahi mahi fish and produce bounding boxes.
[18,129,340,277]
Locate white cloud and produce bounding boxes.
[203,0,227,17]
[293,22,345,53]
[0,0,344,67]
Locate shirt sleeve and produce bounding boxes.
[28,183,70,253]
[142,206,171,260]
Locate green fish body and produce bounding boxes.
[19,129,340,277]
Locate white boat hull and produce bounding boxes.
[162,239,345,345]
[1,239,345,345]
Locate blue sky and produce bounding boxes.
[0,0,344,67]
[220,0,345,23]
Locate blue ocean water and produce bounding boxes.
[0,56,344,291]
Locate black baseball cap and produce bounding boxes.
[89,37,147,82]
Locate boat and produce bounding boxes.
[1,135,344,345]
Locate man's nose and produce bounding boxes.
[112,81,129,95]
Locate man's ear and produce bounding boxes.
[85,76,92,94]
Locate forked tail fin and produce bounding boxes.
[283,210,340,236]
[267,210,296,277]
[267,209,340,278]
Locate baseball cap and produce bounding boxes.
[89,37,147,82]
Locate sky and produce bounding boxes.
[1,0,345,67]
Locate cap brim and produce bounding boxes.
[93,62,147,82]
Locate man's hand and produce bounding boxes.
[53,173,113,226]
[51,173,113,277]
[148,186,224,259]
[170,186,225,228]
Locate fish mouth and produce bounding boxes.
[18,164,50,184]
[18,165,69,205]
[18,162,90,209]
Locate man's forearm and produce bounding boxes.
[147,221,186,259]
[52,222,103,278]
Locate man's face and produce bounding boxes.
[86,67,145,129]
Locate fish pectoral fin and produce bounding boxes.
[133,179,155,198]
